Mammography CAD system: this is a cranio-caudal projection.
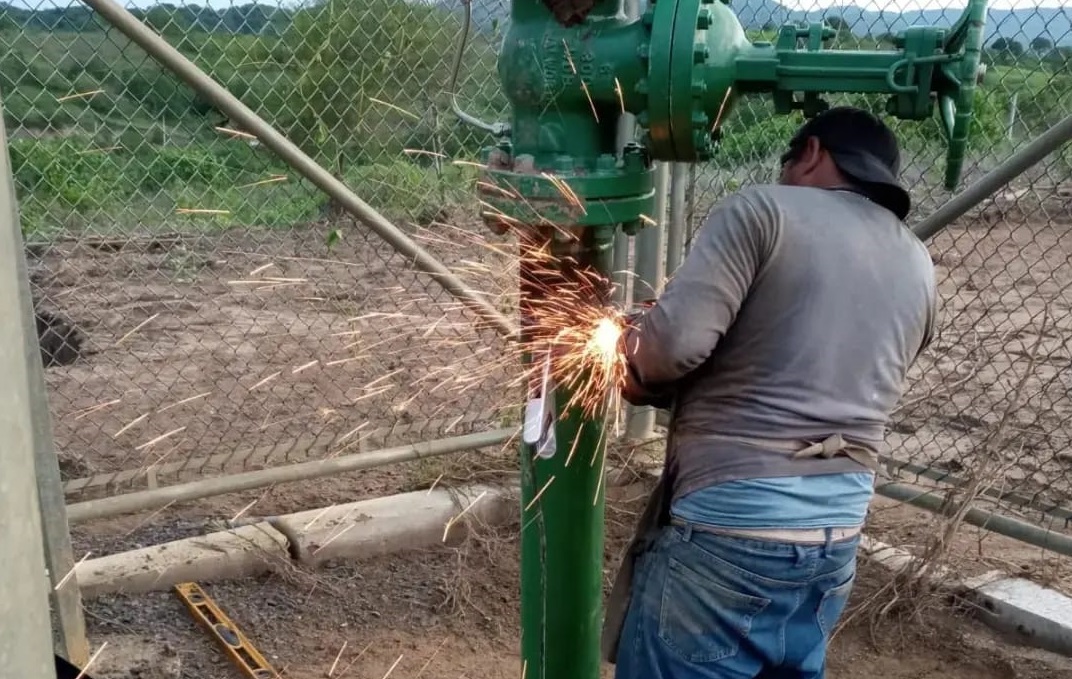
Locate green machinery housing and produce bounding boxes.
[462,1,988,678]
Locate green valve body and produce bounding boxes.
[475,2,988,679]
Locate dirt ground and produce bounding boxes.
[29,199,1072,677]
[74,484,1072,679]
[30,214,517,504]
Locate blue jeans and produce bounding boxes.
[614,523,860,679]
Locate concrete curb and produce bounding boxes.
[860,535,1072,657]
[77,485,514,599]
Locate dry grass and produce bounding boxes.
[841,312,1051,646]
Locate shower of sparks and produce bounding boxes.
[54,551,92,591]
[404,148,448,159]
[157,391,212,413]
[523,476,556,512]
[77,145,121,155]
[369,97,419,120]
[311,522,356,556]
[328,641,348,676]
[237,175,288,189]
[336,642,374,677]
[113,413,148,438]
[215,126,258,140]
[442,490,489,542]
[115,312,159,345]
[74,398,121,420]
[74,642,109,679]
[380,654,405,679]
[176,208,232,216]
[614,77,625,113]
[414,638,448,678]
[712,86,734,133]
[562,39,600,123]
[135,426,186,451]
[57,89,104,102]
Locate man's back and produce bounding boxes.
[679,183,935,441]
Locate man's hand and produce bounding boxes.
[619,301,675,410]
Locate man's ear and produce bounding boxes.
[797,136,823,174]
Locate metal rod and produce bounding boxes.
[883,457,1072,526]
[67,429,514,523]
[666,163,688,276]
[611,0,640,309]
[0,91,58,679]
[611,232,630,305]
[876,481,1072,558]
[912,112,1072,242]
[625,161,668,440]
[78,0,518,341]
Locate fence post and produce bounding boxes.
[12,97,90,664]
[0,91,64,679]
[612,0,642,307]
[665,163,689,277]
[625,162,668,440]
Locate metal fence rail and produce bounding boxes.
[2,0,1071,552]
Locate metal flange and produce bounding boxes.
[642,0,719,161]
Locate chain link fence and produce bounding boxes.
[683,3,1072,536]
[3,0,516,503]
[4,0,1071,540]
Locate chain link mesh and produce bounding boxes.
[6,0,1071,533]
[687,2,1072,532]
[4,0,514,499]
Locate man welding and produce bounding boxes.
[603,106,938,679]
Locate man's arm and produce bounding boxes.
[621,189,775,403]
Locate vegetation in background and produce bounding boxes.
[0,2,1067,237]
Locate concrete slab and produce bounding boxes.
[967,575,1072,657]
[861,536,1072,658]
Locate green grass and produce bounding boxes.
[11,134,481,238]
[3,6,1070,240]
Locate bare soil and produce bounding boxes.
[77,485,1072,679]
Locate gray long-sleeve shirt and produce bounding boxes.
[624,184,937,502]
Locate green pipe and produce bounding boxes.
[876,481,1072,558]
[519,225,617,679]
[882,457,1072,526]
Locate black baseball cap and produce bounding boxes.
[781,106,911,220]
